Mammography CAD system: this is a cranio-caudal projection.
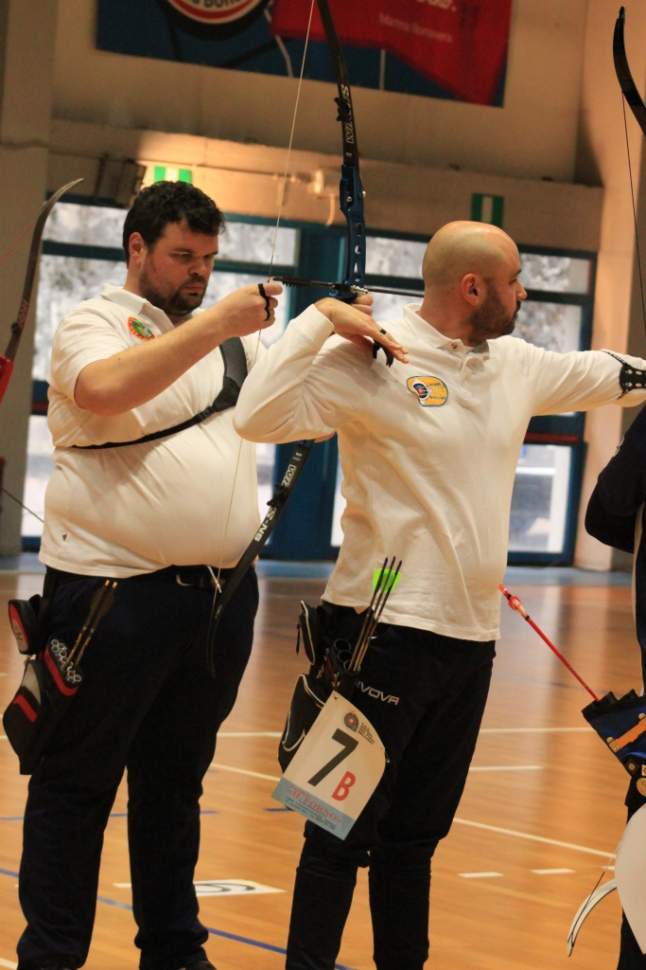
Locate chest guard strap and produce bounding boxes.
[74,337,248,450]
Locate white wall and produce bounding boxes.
[52,0,587,182]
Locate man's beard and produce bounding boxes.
[470,289,519,343]
[139,269,206,320]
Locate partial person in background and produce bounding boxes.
[14,180,281,970]
[234,220,646,970]
[586,404,646,970]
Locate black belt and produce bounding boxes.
[47,564,236,592]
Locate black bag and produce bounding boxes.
[3,579,117,774]
[8,594,50,655]
[3,636,83,774]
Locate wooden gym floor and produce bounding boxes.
[0,561,640,969]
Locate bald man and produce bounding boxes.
[235,221,646,970]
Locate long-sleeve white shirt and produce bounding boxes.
[234,303,646,641]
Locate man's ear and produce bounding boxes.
[461,273,480,305]
[128,231,146,264]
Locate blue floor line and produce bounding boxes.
[0,866,355,969]
[0,810,218,823]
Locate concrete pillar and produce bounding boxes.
[0,0,58,554]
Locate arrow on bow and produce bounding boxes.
[0,178,84,406]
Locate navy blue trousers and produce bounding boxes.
[285,606,495,970]
[16,565,258,970]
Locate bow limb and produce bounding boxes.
[0,177,83,405]
[315,0,366,294]
[612,6,646,330]
[613,6,646,139]
[270,0,367,302]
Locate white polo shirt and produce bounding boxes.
[41,285,262,576]
[234,304,646,641]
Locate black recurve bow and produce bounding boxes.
[0,178,83,406]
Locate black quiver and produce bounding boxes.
[3,580,116,774]
[278,600,360,772]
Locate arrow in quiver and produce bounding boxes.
[278,557,402,772]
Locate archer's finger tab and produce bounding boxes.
[257,282,272,321]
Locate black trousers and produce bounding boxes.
[16,565,258,970]
[285,607,495,970]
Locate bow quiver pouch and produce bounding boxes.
[3,636,83,774]
[3,578,116,774]
[278,600,360,772]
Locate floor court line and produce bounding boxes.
[209,765,615,860]
[211,762,543,781]
[453,818,615,859]
[215,727,593,739]
[0,868,354,970]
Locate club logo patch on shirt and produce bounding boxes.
[406,376,448,407]
[127,316,155,341]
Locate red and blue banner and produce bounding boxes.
[96,0,512,106]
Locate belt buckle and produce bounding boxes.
[175,573,194,588]
[174,566,222,592]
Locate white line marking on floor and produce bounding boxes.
[210,763,542,783]
[218,731,282,739]
[215,727,593,739]
[210,764,280,782]
[459,871,503,879]
[480,727,591,734]
[454,818,614,860]
[208,765,614,860]
[469,765,542,772]
[0,958,17,969]
[531,868,575,875]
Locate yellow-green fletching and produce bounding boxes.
[372,566,401,593]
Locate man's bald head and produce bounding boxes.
[421,221,519,290]
[418,220,526,345]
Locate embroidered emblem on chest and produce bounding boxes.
[406,376,448,407]
[127,316,155,341]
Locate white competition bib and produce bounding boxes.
[273,690,386,839]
